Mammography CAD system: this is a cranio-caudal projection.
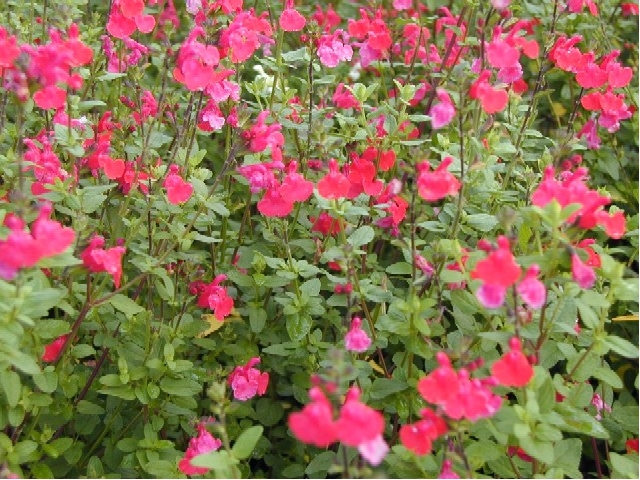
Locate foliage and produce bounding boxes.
[0,0,638,478]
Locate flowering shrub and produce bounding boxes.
[0,0,638,478]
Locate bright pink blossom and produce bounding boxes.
[571,253,596,289]
[196,274,235,320]
[279,1,306,32]
[469,70,509,114]
[318,159,350,199]
[0,204,75,281]
[228,357,269,401]
[516,264,546,309]
[178,423,222,476]
[491,337,534,387]
[399,408,448,455]
[416,157,461,201]
[80,235,126,288]
[288,386,339,447]
[429,88,456,129]
[345,317,372,353]
[335,387,385,447]
[163,165,193,204]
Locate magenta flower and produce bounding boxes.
[345,317,372,353]
[228,357,269,401]
[178,423,222,476]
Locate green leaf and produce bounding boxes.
[466,213,498,232]
[286,314,312,342]
[33,369,58,393]
[552,438,582,479]
[159,377,202,397]
[610,406,639,434]
[108,294,145,318]
[300,278,321,297]
[602,335,639,358]
[465,441,502,469]
[369,378,408,400]
[191,449,238,471]
[348,226,374,248]
[0,370,21,407]
[386,262,413,275]
[554,403,610,438]
[519,436,555,464]
[305,451,337,475]
[34,319,71,340]
[255,398,284,427]
[609,453,639,479]
[232,425,263,460]
[593,366,623,389]
[76,400,105,415]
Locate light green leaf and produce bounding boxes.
[231,425,263,460]
[348,226,374,249]
[0,370,21,407]
[108,294,145,318]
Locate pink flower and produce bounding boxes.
[439,459,460,479]
[491,337,533,387]
[429,88,456,129]
[288,386,339,447]
[196,275,234,320]
[335,387,385,447]
[571,253,596,289]
[516,264,546,309]
[317,159,350,199]
[469,70,509,114]
[279,1,306,32]
[228,357,269,401]
[399,408,448,455]
[416,157,461,201]
[358,434,389,466]
[163,165,193,204]
[318,30,353,68]
[345,317,372,352]
[80,235,126,288]
[178,423,222,476]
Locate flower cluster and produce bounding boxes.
[0,203,75,281]
[289,384,388,466]
[227,357,269,401]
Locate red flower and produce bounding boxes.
[163,165,193,205]
[288,386,339,447]
[335,387,384,447]
[178,423,222,476]
[491,337,534,387]
[318,159,350,200]
[42,334,69,363]
[469,70,508,114]
[621,3,639,16]
[416,157,461,202]
[228,357,269,401]
[0,203,75,281]
[471,236,521,287]
[399,408,448,455]
[626,438,639,454]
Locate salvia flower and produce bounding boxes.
[228,357,269,401]
[80,235,126,288]
[178,423,222,476]
[344,317,372,352]
[491,337,534,387]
